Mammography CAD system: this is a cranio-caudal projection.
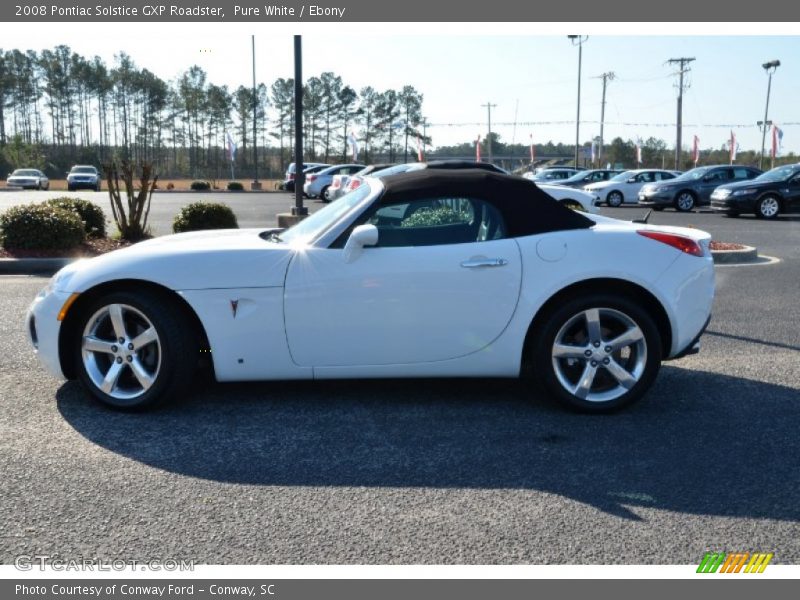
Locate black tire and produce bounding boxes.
[530,293,662,413]
[68,185,75,192]
[73,290,197,410]
[606,191,624,207]
[559,199,584,212]
[95,184,101,192]
[320,185,331,202]
[674,190,696,212]
[755,195,780,219]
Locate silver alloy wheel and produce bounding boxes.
[607,191,623,207]
[81,303,162,401]
[551,307,647,403]
[677,192,695,211]
[759,196,779,218]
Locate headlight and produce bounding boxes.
[732,188,756,196]
[712,189,732,199]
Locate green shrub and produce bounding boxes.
[227,181,244,191]
[45,197,106,238]
[0,204,86,250]
[190,180,211,191]
[173,202,238,233]
[401,207,467,227]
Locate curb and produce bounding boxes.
[0,258,76,275]
[711,245,758,264]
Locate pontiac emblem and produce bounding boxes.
[230,299,239,318]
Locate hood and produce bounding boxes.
[714,178,771,192]
[54,228,294,293]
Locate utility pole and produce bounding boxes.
[568,35,588,168]
[593,72,615,167]
[667,57,695,170]
[293,35,306,217]
[481,102,497,163]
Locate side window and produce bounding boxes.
[708,169,730,182]
[655,172,672,181]
[365,197,506,248]
[591,172,605,182]
[733,168,750,180]
[636,172,655,183]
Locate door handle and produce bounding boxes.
[461,258,509,268]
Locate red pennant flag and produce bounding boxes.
[476,135,481,162]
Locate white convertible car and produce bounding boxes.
[27,170,714,413]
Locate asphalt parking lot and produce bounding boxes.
[1,197,799,564]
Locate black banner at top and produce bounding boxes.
[2,0,800,22]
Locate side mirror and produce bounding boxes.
[343,224,378,263]
[627,177,637,183]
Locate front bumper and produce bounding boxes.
[710,196,756,212]
[68,179,99,189]
[27,289,72,379]
[638,191,674,206]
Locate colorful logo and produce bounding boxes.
[697,552,773,573]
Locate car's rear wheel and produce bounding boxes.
[532,294,662,413]
[606,191,624,207]
[74,291,197,410]
[321,185,331,202]
[755,195,780,219]
[674,191,696,212]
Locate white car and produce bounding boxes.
[27,169,714,413]
[537,183,599,213]
[586,169,681,207]
[6,168,49,190]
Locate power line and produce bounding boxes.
[426,120,800,128]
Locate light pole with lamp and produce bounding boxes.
[759,60,780,170]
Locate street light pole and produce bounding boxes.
[481,102,497,163]
[251,35,260,190]
[759,60,780,170]
[293,35,307,216]
[568,35,588,169]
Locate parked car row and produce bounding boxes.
[4,165,102,191]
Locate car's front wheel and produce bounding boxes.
[74,291,197,410]
[320,185,331,202]
[532,294,662,413]
[674,191,696,212]
[755,195,780,219]
[606,191,624,207]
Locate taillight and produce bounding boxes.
[331,179,340,189]
[637,230,705,257]
[349,179,361,191]
[289,173,295,180]
[307,174,317,182]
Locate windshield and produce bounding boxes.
[278,184,373,245]
[70,166,97,174]
[674,167,710,181]
[371,164,415,178]
[533,170,573,181]
[610,170,635,182]
[754,164,800,182]
[12,170,40,176]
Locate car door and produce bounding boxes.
[625,172,655,202]
[283,196,522,367]
[699,168,731,201]
[785,172,800,210]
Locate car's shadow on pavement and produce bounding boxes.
[56,365,800,522]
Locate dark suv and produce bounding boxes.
[638,165,762,212]
[710,163,800,219]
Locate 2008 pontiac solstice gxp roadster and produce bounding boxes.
[26,170,714,413]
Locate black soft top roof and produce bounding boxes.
[378,169,593,237]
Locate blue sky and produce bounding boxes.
[3,28,799,153]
